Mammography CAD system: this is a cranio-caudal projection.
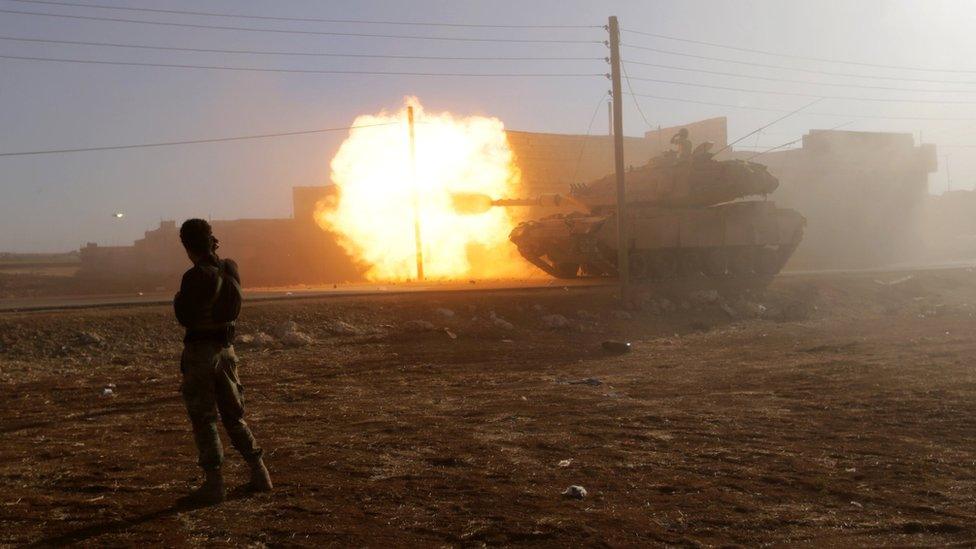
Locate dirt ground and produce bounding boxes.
[1,269,974,547]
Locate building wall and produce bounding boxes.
[729,130,937,268]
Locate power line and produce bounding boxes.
[0,53,607,77]
[624,60,976,95]
[570,92,610,183]
[714,98,822,156]
[625,74,976,104]
[619,57,654,129]
[0,35,606,61]
[621,27,976,74]
[625,91,976,121]
[622,43,976,86]
[0,8,604,44]
[0,122,401,157]
[3,0,602,29]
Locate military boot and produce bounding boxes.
[179,469,225,506]
[247,457,273,492]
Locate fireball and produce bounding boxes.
[317,98,529,281]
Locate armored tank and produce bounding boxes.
[474,149,805,281]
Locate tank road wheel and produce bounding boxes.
[648,251,679,280]
[552,263,580,279]
[701,248,728,278]
[728,247,757,277]
[628,253,649,280]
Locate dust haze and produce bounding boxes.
[2,1,976,546]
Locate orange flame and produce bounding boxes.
[316,98,530,281]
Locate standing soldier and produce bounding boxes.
[173,219,272,505]
[670,127,693,160]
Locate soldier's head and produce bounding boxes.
[677,128,689,139]
[179,218,218,263]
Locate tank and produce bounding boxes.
[473,150,805,281]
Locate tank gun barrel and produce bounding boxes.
[451,192,573,215]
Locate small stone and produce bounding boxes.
[403,320,436,332]
[562,485,587,499]
[77,331,105,346]
[280,331,314,347]
[610,310,633,320]
[327,320,361,335]
[689,289,720,304]
[274,321,300,338]
[541,314,570,329]
[557,459,573,467]
[435,308,455,319]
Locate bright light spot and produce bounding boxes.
[113,212,125,219]
[316,98,531,281]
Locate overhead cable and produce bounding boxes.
[0,122,400,157]
[624,60,976,95]
[624,91,976,121]
[0,35,606,61]
[625,74,976,104]
[622,43,976,86]
[0,8,604,43]
[0,53,606,77]
[621,27,976,74]
[3,0,602,28]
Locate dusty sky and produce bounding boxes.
[2,0,974,252]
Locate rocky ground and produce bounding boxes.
[1,269,975,547]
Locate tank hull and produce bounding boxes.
[510,201,805,281]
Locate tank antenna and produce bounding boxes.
[713,98,822,157]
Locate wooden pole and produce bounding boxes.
[608,16,629,302]
[407,106,424,281]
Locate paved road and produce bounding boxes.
[0,278,607,312]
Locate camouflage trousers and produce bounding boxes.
[180,341,262,471]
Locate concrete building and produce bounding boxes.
[728,129,937,268]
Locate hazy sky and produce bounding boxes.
[2,0,975,252]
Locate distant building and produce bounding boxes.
[79,186,362,286]
[729,129,938,268]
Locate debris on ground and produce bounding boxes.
[601,340,631,353]
[610,310,633,321]
[557,459,573,467]
[541,314,570,329]
[326,320,362,336]
[275,321,314,346]
[402,319,436,332]
[562,485,587,499]
[489,311,514,330]
[435,308,455,319]
[567,378,603,386]
[76,331,105,346]
[689,289,720,305]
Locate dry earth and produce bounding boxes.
[1,270,974,547]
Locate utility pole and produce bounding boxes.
[607,99,613,171]
[407,106,424,281]
[608,15,630,302]
[945,154,952,193]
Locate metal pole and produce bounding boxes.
[407,106,424,281]
[608,15,630,302]
[945,154,951,193]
